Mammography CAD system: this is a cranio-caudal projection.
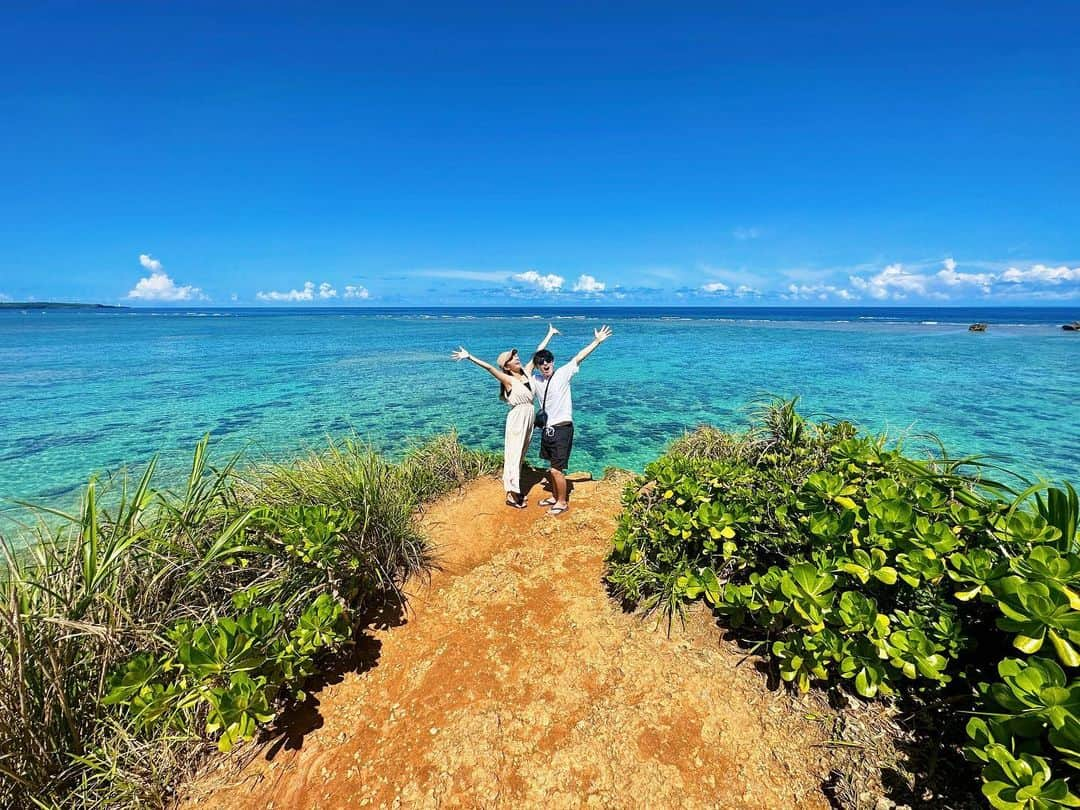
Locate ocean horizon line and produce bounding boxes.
[9,303,1080,310]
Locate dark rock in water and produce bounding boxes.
[968,323,988,332]
[1062,321,1080,332]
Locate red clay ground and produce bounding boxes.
[183,473,842,809]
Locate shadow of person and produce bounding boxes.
[520,463,579,505]
[262,597,407,759]
[520,464,550,503]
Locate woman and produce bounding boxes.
[452,324,559,507]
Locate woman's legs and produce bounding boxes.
[502,407,531,497]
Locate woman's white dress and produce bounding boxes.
[502,374,536,494]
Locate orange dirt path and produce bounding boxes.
[185,474,836,809]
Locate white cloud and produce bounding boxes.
[784,283,855,301]
[936,257,995,293]
[0,292,10,302]
[414,256,1080,303]
[849,263,930,300]
[344,285,370,300]
[701,282,729,294]
[572,274,605,293]
[318,282,337,299]
[838,259,1080,301]
[1000,264,1080,285]
[513,270,564,293]
[230,293,238,302]
[257,281,315,302]
[127,254,207,301]
[733,227,762,240]
[697,262,774,292]
[139,253,163,273]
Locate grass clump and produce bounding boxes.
[0,432,495,809]
[399,430,502,503]
[607,398,1080,807]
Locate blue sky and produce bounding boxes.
[1,2,1078,306]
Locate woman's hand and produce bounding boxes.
[594,325,612,343]
[451,347,470,361]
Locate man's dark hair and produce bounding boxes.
[533,349,554,365]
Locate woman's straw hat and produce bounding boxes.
[496,348,518,369]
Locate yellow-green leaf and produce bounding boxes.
[1013,633,1045,655]
[1048,630,1080,667]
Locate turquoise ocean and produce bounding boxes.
[3,306,1078,524]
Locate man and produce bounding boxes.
[531,324,613,516]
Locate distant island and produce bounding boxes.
[0,302,128,310]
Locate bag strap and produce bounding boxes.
[539,373,552,411]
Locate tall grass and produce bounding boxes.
[0,432,496,809]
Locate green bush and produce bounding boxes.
[606,400,1080,807]
[0,432,495,809]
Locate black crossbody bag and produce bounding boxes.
[534,375,550,430]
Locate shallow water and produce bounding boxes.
[3,306,1078,517]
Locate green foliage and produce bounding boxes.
[979,747,1080,809]
[104,593,348,753]
[0,432,493,809]
[606,399,1080,807]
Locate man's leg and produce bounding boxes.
[547,424,573,514]
[550,467,568,507]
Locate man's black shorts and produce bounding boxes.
[540,422,574,471]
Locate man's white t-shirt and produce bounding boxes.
[532,360,579,426]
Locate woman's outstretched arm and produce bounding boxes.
[451,347,517,387]
[524,323,560,374]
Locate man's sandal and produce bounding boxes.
[538,497,557,507]
[546,505,568,516]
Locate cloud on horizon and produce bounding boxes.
[231,258,1080,306]
[513,270,564,293]
[572,274,605,293]
[255,281,341,302]
[127,254,207,302]
[849,263,938,300]
[843,259,1080,302]
[783,283,856,301]
[646,258,1080,303]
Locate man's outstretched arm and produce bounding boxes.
[571,325,613,365]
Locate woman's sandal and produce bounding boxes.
[505,494,526,509]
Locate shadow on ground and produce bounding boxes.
[262,598,408,760]
[519,464,585,506]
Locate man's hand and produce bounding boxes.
[547,323,561,337]
[451,347,470,361]
[572,324,612,365]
